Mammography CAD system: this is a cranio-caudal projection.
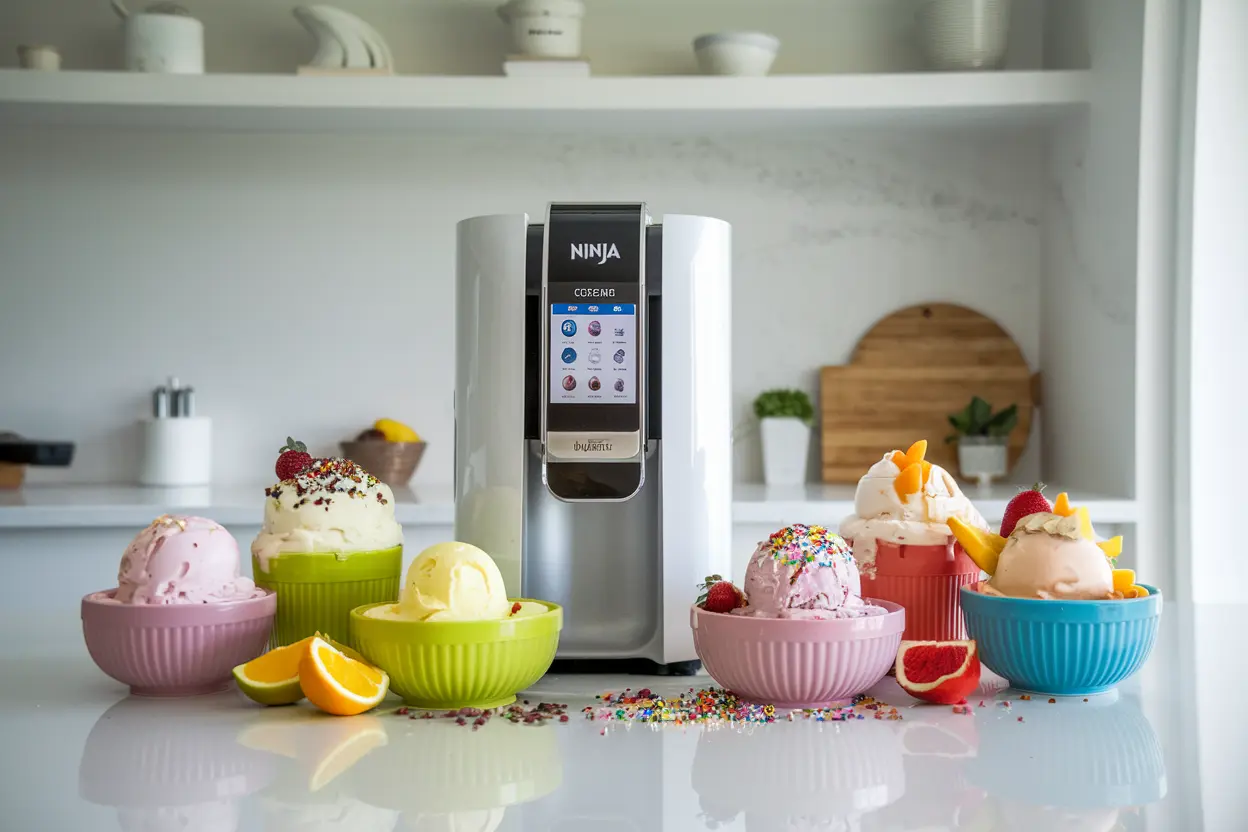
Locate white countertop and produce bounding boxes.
[0,605,1239,830]
[0,482,1139,529]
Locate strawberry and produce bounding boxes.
[1000,483,1053,537]
[275,436,313,481]
[697,574,745,613]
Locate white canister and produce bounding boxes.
[124,12,204,74]
[497,0,585,59]
[139,417,212,486]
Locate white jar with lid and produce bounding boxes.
[497,0,585,59]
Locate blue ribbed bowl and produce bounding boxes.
[960,583,1162,696]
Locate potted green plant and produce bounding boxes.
[946,396,1018,486]
[754,389,815,486]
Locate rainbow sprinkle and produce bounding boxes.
[582,687,901,730]
[761,524,853,569]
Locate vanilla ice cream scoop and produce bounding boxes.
[839,441,988,575]
[251,457,404,570]
[365,542,546,622]
[115,515,261,605]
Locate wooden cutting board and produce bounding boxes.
[820,303,1038,483]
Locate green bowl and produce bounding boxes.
[350,600,563,710]
[253,546,401,649]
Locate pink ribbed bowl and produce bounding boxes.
[81,589,276,697]
[690,601,905,709]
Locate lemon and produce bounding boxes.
[373,418,420,443]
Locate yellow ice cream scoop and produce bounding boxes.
[390,541,510,622]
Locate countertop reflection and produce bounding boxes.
[0,605,1241,830]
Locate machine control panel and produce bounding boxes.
[541,203,647,500]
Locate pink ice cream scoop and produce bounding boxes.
[113,515,263,605]
[733,524,886,620]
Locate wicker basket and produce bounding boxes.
[340,440,426,487]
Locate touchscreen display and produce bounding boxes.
[548,302,636,405]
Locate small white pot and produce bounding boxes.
[917,0,1012,71]
[124,13,204,74]
[693,32,780,76]
[497,0,585,59]
[957,436,1009,487]
[760,417,810,486]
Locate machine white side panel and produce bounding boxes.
[659,214,733,664]
[454,214,529,596]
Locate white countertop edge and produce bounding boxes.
[0,482,1138,529]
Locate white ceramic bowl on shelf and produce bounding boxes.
[693,32,780,76]
[917,0,1012,71]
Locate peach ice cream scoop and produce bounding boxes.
[947,492,1146,601]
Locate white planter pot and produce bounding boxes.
[957,436,1009,486]
[497,0,585,59]
[760,417,810,486]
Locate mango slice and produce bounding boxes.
[921,460,933,485]
[1073,506,1096,541]
[894,463,924,499]
[905,440,929,465]
[1131,585,1150,598]
[1098,535,1123,559]
[1053,492,1074,517]
[1112,569,1136,595]
[891,451,909,469]
[948,516,1007,575]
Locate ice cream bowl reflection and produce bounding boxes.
[350,600,562,710]
[960,582,1162,696]
[80,697,277,832]
[690,600,904,709]
[253,545,402,650]
[82,589,276,696]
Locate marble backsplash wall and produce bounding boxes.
[0,126,1045,485]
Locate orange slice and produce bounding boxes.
[298,636,389,716]
[233,636,315,706]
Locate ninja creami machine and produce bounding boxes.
[454,203,732,671]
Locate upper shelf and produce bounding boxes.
[0,70,1091,134]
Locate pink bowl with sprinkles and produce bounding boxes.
[690,599,904,710]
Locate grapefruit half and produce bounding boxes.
[895,640,981,705]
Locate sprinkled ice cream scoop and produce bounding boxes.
[732,524,887,620]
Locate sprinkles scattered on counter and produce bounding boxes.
[582,687,901,734]
[395,702,569,730]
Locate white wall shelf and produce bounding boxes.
[0,70,1090,134]
[0,482,1137,530]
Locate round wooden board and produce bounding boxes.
[819,303,1036,483]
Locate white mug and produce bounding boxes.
[124,13,204,74]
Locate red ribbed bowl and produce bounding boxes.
[690,601,905,709]
[81,589,276,697]
[857,541,980,641]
